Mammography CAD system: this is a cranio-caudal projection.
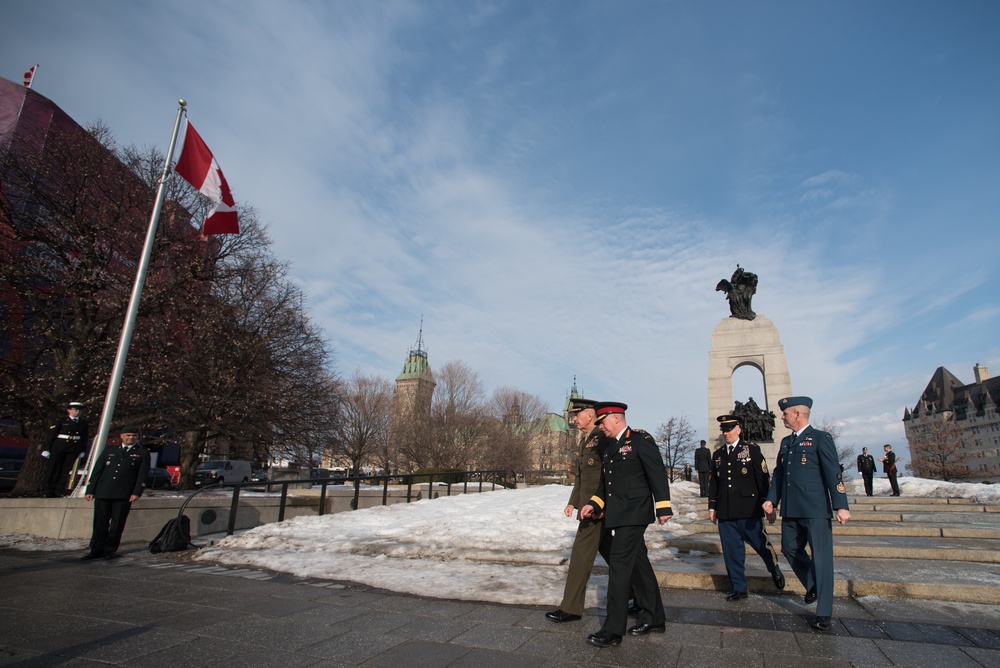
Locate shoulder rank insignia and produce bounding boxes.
[761,460,768,474]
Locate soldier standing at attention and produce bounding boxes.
[546,398,613,623]
[708,415,785,601]
[580,402,672,648]
[763,397,850,631]
[694,440,712,497]
[81,426,150,560]
[879,444,901,496]
[41,401,89,497]
[857,447,876,497]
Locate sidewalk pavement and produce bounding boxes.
[3,546,1000,667]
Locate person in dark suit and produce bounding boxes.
[82,426,151,560]
[547,398,614,623]
[694,440,712,497]
[708,415,785,601]
[41,401,90,497]
[763,397,850,631]
[857,447,876,496]
[879,444,901,496]
[580,402,672,648]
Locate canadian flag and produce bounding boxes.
[23,64,37,88]
[174,120,240,235]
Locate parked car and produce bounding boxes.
[0,459,23,492]
[195,460,252,486]
[145,467,175,490]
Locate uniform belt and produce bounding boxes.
[57,434,81,440]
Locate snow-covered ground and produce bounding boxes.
[3,476,998,607]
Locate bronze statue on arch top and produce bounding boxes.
[716,265,758,321]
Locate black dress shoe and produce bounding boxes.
[803,586,817,604]
[586,631,623,647]
[771,565,786,590]
[725,591,748,602]
[810,616,832,630]
[80,552,103,561]
[545,609,581,623]
[627,622,666,635]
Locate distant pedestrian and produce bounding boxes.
[82,426,150,560]
[41,401,89,497]
[694,440,711,497]
[857,448,876,496]
[684,462,692,482]
[763,396,850,631]
[879,444,901,496]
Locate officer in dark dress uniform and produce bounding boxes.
[546,398,615,623]
[82,426,150,560]
[880,444,901,496]
[580,402,672,648]
[763,397,850,631]
[694,440,712,497]
[41,401,90,497]
[857,447,876,496]
[708,415,785,601]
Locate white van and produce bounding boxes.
[195,460,253,486]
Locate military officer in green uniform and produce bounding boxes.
[580,402,672,647]
[708,415,784,601]
[763,397,850,631]
[546,398,614,623]
[82,426,151,560]
[857,447,876,496]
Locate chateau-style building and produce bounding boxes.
[903,364,1000,481]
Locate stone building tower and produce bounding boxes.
[389,325,436,468]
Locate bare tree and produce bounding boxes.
[481,386,548,472]
[907,417,973,481]
[814,419,855,474]
[409,360,487,470]
[333,371,393,476]
[655,416,697,482]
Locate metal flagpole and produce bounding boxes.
[72,99,188,496]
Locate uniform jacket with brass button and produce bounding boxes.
[86,444,151,500]
[45,416,90,454]
[585,427,672,528]
[766,425,849,518]
[567,427,609,515]
[707,439,769,521]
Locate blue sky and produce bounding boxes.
[3,1,998,459]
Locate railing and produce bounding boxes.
[175,469,516,537]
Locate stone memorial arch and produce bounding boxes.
[709,267,792,463]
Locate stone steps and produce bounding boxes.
[647,494,1000,603]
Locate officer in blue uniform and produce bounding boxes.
[580,402,672,647]
[82,426,151,560]
[708,415,785,601]
[763,397,850,631]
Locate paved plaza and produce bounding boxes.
[3,546,1000,667]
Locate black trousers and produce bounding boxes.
[602,524,663,636]
[698,473,710,497]
[887,471,900,496]
[861,472,874,496]
[90,498,132,556]
[43,451,77,496]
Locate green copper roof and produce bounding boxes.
[396,351,434,382]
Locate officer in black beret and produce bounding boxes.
[763,397,850,631]
[41,401,90,497]
[82,426,151,560]
[546,397,614,623]
[580,402,672,647]
[708,415,784,601]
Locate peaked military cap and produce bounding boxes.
[119,425,141,435]
[593,401,627,423]
[778,396,813,410]
[717,414,741,432]
[68,401,84,408]
[567,398,597,413]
